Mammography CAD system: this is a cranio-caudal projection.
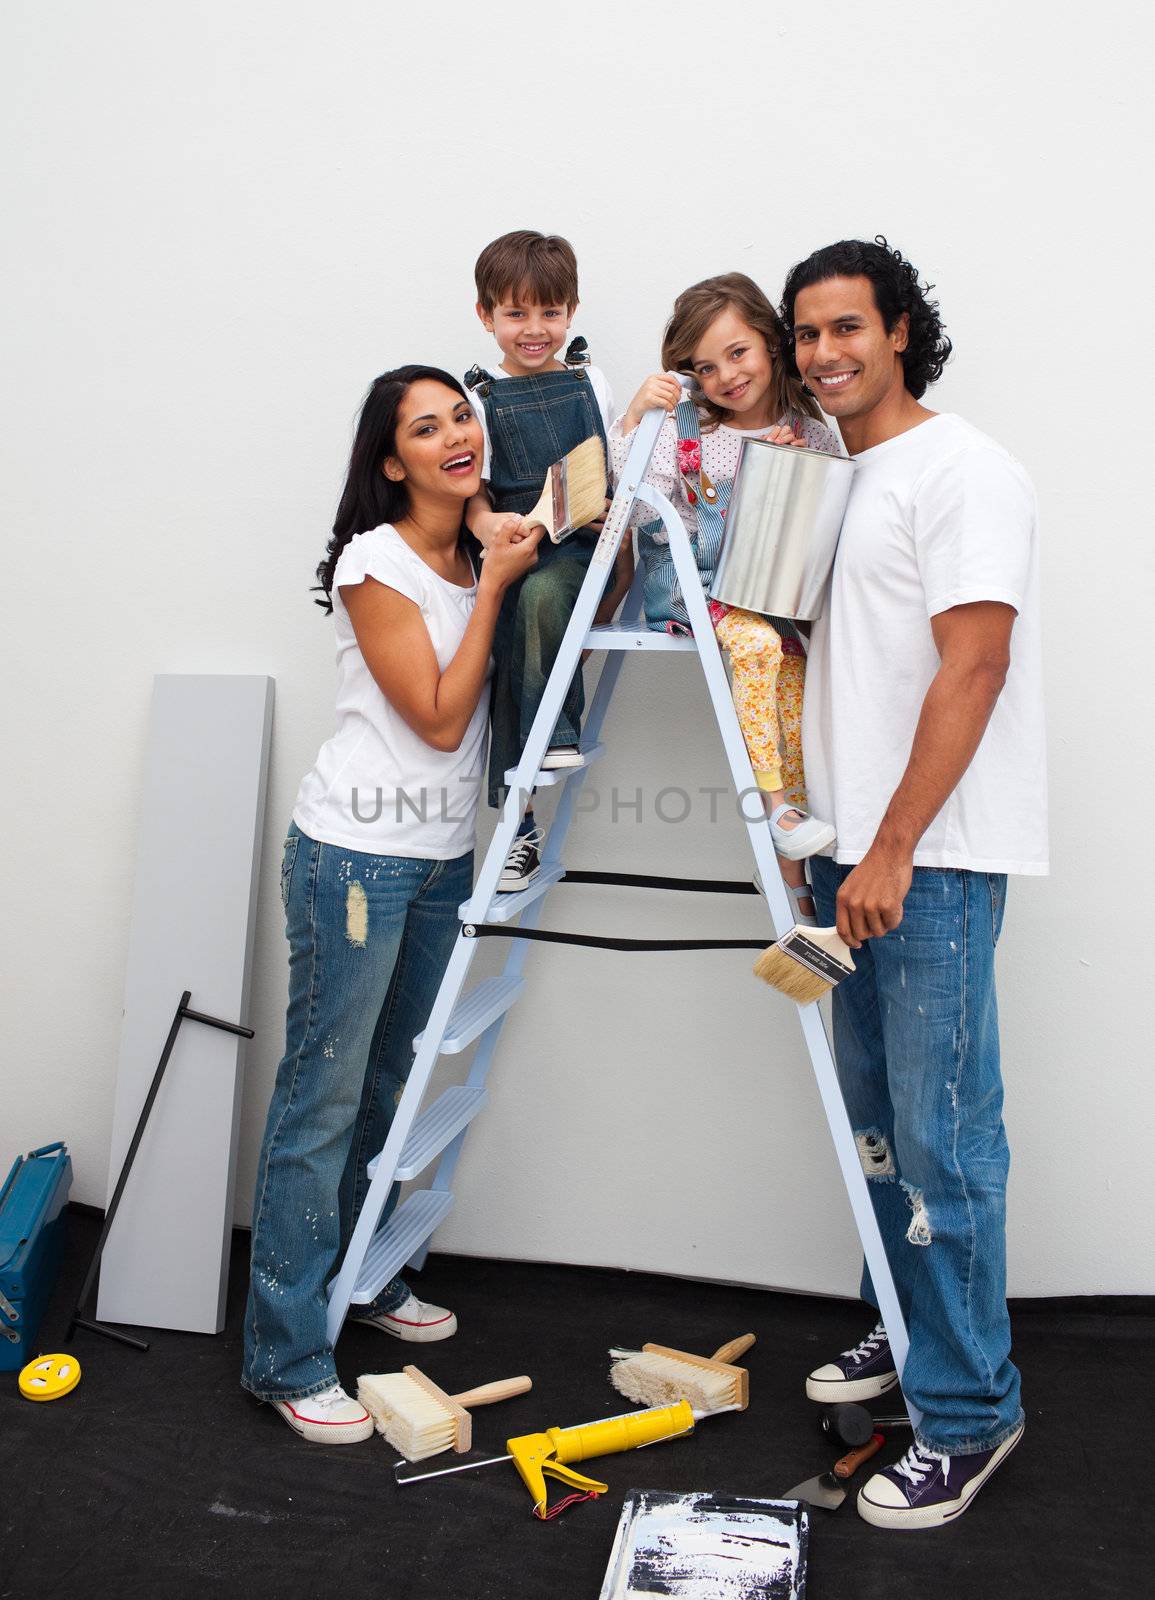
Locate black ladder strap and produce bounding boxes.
[463,924,767,953]
[562,869,758,895]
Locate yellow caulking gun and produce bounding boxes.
[393,1399,698,1518]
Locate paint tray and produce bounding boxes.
[599,1488,809,1599]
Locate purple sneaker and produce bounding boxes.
[857,1421,1024,1529]
[806,1321,899,1403]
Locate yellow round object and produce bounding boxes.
[19,1352,82,1401]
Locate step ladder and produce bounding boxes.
[326,405,921,1427]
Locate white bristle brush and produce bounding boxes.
[753,925,856,1005]
[608,1334,755,1415]
[523,434,607,543]
[357,1366,532,1461]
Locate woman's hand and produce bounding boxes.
[479,519,543,592]
[762,421,807,449]
[622,372,684,434]
[471,507,531,549]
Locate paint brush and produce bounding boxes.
[357,1366,531,1461]
[523,434,607,543]
[753,925,856,1004]
[609,1334,755,1414]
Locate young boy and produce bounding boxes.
[465,229,630,890]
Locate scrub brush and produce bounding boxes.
[357,1366,532,1461]
[608,1334,755,1414]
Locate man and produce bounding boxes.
[782,238,1047,1529]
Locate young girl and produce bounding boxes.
[242,367,539,1443]
[609,273,841,920]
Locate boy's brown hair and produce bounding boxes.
[474,230,580,313]
[660,271,821,430]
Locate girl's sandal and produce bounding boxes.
[768,802,837,861]
[787,880,818,928]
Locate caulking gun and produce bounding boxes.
[394,1399,697,1518]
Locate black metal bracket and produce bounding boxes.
[66,991,254,1352]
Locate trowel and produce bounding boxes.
[781,1430,885,1511]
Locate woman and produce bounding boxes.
[242,367,540,1442]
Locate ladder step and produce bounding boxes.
[414,975,526,1053]
[585,623,696,652]
[348,1190,454,1305]
[504,741,606,789]
[462,863,566,925]
[366,1087,489,1182]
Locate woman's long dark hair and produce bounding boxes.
[313,365,471,612]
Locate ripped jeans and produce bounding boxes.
[242,825,472,1401]
[809,859,1024,1456]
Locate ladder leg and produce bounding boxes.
[412,588,640,1267]
[324,927,478,1346]
[640,484,921,1428]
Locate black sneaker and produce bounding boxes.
[857,1421,1024,1529]
[498,827,544,892]
[806,1321,899,1403]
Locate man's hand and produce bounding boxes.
[836,843,914,947]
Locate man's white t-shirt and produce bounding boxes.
[803,413,1048,875]
[293,525,490,859]
[469,361,614,479]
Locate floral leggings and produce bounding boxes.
[711,603,807,804]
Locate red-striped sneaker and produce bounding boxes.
[351,1291,458,1343]
[271,1383,373,1444]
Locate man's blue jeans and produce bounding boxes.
[241,825,472,1402]
[809,858,1024,1456]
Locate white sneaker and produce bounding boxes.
[350,1290,458,1343]
[540,745,585,770]
[271,1382,374,1444]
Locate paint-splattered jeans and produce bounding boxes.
[809,858,1024,1456]
[242,824,472,1401]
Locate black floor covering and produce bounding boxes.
[2,1210,1150,1598]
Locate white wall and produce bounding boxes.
[3,0,1152,1297]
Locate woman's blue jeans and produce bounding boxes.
[809,858,1024,1455]
[241,825,472,1401]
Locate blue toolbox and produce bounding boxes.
[0,1141,72,1371]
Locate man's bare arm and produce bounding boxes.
[835,600,1015,945]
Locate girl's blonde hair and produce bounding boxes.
[660,272,821,431]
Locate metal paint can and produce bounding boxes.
[708,438,855,621]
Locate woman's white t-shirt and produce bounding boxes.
[293,525,490,859]
[802,413,1048,875]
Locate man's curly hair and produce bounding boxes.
[781,237,952,400]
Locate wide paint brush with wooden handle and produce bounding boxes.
[523,434,607,542]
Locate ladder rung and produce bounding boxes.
[462,864,566,925]
[348,1190,454,1304]
[393,1086,487,1181]
[585,623,696,652]
[414,975,525,1053]
[504,742,606,789]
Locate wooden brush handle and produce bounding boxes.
[833,1431,885,1480]
[451,1375,533,1408]
[710,1334,756,1364]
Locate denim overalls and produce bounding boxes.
[466,346,608,806]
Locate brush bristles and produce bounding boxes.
[357,1372,457,1461]
[610,1353,739,1416]
[562,435,607,530]
[753,943,836,1004]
